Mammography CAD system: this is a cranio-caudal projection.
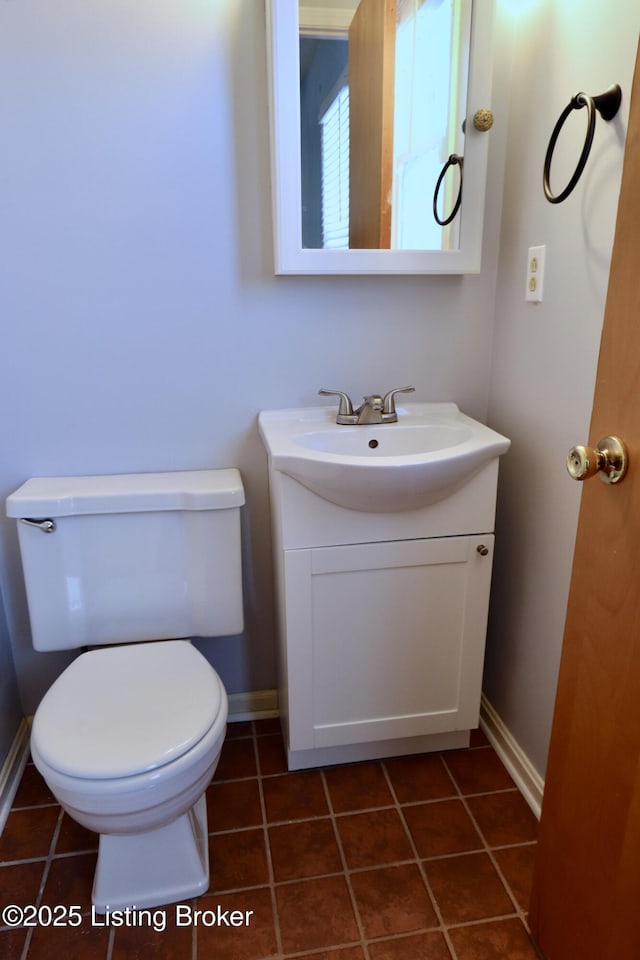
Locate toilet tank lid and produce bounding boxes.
[6,469,245,518]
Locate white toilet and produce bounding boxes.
[6,468,245,912]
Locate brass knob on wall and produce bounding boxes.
[473,109,494,131]
[566,436,628,484]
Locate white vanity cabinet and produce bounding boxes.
[267,465,501,770]
[283,533,493,752]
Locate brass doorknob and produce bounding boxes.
[473,109,494,131]
[566,436,628,484]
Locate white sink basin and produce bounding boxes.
[258,403,510,513]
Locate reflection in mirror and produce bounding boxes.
[299,0,472,251]
[266,0,495,274]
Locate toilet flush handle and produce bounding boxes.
[19,518,56,533]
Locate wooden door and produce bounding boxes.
[529,41,640,960]
[348,0,396,248]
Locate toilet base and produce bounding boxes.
[92,794,209,912]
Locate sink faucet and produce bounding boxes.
[318,387,415,424]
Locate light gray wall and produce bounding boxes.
[0,585,22,767]
[0,0,504,714]
[484,0,639,776]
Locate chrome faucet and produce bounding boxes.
[318,387,415,425]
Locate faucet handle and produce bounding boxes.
[382,386,415,415]
[318,389,355,417]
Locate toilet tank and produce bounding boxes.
[6,469,245,652]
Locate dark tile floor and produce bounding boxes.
[0,720,541,959]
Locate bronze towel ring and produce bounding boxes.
[433,154,463,226]
[543,84,621,204]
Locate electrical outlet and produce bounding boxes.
[526,245,546,303]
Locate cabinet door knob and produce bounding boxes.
[566,436,628,484]
[477,544,489,556]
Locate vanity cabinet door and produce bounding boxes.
[283,534,494,751]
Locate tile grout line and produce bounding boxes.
[380,757,459,960]
[8,802,59,814]
[440,754,532,933]
[253,722,285,960]
[319,768,372,960]
[106,925,115,960]
[18,805,64,960]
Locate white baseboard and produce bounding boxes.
[480,694,544,819]
[0,718,31,835]
[227,688,279,723]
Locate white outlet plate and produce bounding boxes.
[526,245,546,303]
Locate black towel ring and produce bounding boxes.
[433,154,463,226]
[543,84,621,204]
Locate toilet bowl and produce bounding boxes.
[6,469,245,911]
[32,640,229,910]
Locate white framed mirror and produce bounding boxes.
[266,0,495,275]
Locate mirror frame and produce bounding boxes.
[266,0,495,275]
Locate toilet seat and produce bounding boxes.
[32,640,223,780]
